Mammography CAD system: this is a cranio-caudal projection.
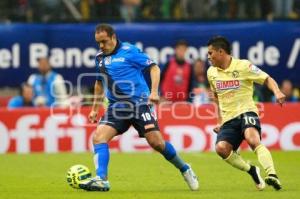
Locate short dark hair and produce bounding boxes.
[175,39,188,48]
[95,23,115,37]
[207,36,231,54]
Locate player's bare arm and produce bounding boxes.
[264,77,286,106]
[148,64,160,104]
[89,80,105,123]
[213,92,222,134]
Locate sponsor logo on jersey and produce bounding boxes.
[249,64,261,74]
[112,57,125,62]
[216,80,240,90]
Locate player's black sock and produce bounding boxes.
[247,165,260,184]
[268,174,279,179]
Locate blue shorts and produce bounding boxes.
[99,103,160,137]
[216,112,261,151]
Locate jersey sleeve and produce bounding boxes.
[127,46,156,70]
[95,57,104,81]
[245,62,269,85]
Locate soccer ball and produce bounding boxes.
[66,164,92,189]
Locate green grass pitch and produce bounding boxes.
[0,151,299,199]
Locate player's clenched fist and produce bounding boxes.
[88,110,98,123]
[275,91,286,106]
[148,92,160,104]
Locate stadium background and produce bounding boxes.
[0,1,300,198]
[0,0,299,153]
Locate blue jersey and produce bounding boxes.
[8,96,34,109]
[95,40,155,106]
[29,71,58,106]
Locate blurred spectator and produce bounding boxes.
[260,0,273,20]
[171,0,185,19]
[216,0,228,18]
[27,57,68,107]
[216,0,238,19]
[160,40,193,102]
[140,0,161,19]
[191,59,210,106]
[290,0,300,18]
[161,0,172,19]
[228,0,238,19]
[28,0,66,22]
[0,0,28,22]
[8,82,34,109]
[183,0,214,19]
[272,79,299,102]
[92,0,121,20]
[120,0,141,22]
[272,0,293,18]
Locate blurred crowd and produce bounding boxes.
[0,0,300,23]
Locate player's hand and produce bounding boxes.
[88,110,98,123]
[213,125,221,134]
[275,91,286,107]
[148,92,160,104]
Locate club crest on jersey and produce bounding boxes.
[216,80,240,90]
[232,70,239,78]
[104,56,112,65]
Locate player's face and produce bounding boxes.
[207,45,222,67]
[95,31,117,55]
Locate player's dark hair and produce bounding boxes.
[175,39,188,48]
[95,23,115,37]
[207,36,231,54]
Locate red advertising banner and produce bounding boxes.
[0,103,299,153]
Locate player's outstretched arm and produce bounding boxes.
[88,80,104,123]
[148,64,160,104]
[264,77,286,106]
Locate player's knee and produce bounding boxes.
[215,143,231,158]
[92,130,106,144]
[246,138,260,150]
[245,136,260,150]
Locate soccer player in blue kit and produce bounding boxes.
[79,24,199,191]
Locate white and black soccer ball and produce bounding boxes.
[66,164,92,189]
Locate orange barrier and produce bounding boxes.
[0,103,299,153]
